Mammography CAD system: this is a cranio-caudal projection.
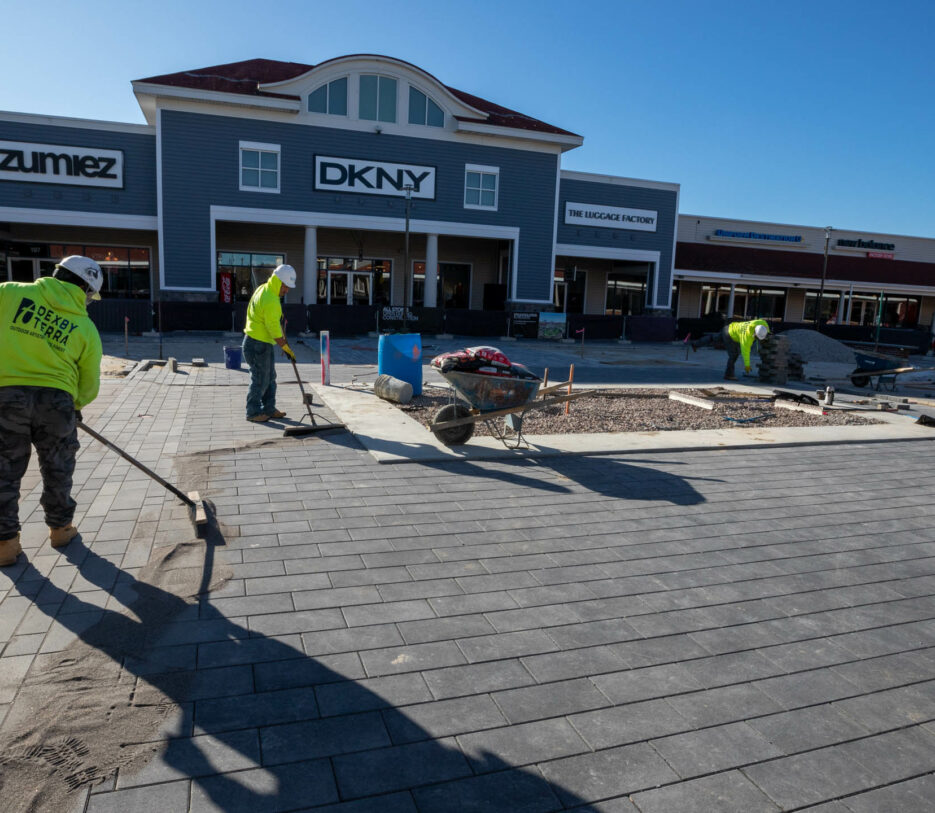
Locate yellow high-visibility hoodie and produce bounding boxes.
[0,277,102,409]
[727,319,770,368]
[243,275,284,344]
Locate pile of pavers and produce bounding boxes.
[758,334,805,384]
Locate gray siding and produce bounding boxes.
[557,179,677,308]
[161,110,558,297]
[0,119,156,217]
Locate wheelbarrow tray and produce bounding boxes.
[853,350,903,373]
[440,370,541,412]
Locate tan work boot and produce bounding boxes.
[268,409,286,419]
[247,414,270,423]
[49,525,78,549]
[0,534,22,567]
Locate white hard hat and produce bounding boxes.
[754,324,769,340]
[56,255,103,300]
[273,264,296,288]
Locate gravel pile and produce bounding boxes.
[400,387,879,436]
[780,330,857,364]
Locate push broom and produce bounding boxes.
[77,421,211,535]
[283,354,345,438]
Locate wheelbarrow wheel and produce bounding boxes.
[431,404,475,446]
[851,375,870,388]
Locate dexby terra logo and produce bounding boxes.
[12,297,80,344]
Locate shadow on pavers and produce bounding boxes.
[0,532,604,812]
[417,454,710,507]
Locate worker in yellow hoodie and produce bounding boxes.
[0,256,104,566]
[242,264,298,422]
[693,318,769,380]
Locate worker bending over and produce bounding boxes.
[694,318,769,380]
[242,264,298,422]
[0,256,104,566]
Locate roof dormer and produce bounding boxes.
[260,55,485,136]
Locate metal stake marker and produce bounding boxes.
[402,184,413,333]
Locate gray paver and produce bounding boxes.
[539,742,680,805]
[631,770,780,812]
[5,350,935,812]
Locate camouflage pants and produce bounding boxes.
[0,386,79,538]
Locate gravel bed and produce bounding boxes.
[398,387,880,436]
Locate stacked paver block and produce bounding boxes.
[758,334,805,384]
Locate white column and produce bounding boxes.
[845,284,855,324]
[303,226,318,305]
[838,289,847,323]
[424,234,439,308]
[726,283,736,317]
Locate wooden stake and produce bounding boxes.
[565,364,574,415]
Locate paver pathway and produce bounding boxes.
[2,350,935,811]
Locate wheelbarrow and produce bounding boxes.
[850,350,916,390]
[430,369,586,447]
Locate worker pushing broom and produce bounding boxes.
[0,254,212,568]
[0,256,104,566]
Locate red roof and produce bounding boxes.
[676,242,935,288]
[135,57,580,137]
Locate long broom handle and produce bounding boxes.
[77,420,195,508]
[288,354,318,425]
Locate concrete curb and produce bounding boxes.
[311,382,935,465]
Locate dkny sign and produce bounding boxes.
[0,140,124,188]
[315,156,435,199]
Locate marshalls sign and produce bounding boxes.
[565,202,657,232]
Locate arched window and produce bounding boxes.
[359,75,397,122]
[308,77,348,116]
[408,87,444,127]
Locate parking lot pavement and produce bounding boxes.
[2,346,935,811]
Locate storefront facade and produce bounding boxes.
[1,54,684,334]
[11,55,930,341]
[675,215,935,333]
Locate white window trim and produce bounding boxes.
[464,163,499,211]
[359,74,399,124]
[408,85,446,128]
[308,76,349,116]
[239,140,281,194]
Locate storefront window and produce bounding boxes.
[808,291,919,327]
[217,252,284,301]
[315,257,391,305]
[605,273,646,316]
[412,262,470,308]
[48,244,151,298]
[700,284,785,320]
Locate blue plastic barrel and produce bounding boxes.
[378,333,422,396]
[224,346,242,370]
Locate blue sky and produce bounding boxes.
[3,0,932,236]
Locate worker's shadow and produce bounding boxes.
[4,535,601,812]
[419,454,709,506]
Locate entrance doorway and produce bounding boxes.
[553,268,586,313]
[326,271,372,305]
[7,257,57,282]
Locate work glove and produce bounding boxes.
[281,343,297,362]
[75,410,84,423]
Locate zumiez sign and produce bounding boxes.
[565,202,657,232]
[0,140,123,188]
[314,156,435,199]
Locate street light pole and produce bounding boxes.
[402,184,413,333]
[816,226,832,331]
